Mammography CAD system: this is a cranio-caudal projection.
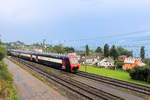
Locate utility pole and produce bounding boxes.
[85,45,87,72]
[42,39,46,52]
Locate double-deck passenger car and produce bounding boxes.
[8,49,80,73]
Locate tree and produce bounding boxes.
[64,47,75,53]
[0,34,2,45]
[95,47,103,53]
[117,46,132,57]
[104,44,109,57]
[53,44,65,53]
[140,46,145,59]
[0,45,6,61]
[85,45,89,56]
[116,61,124,69]
[110,45,119,59]
[0,34,6,60]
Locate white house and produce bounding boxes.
[97,58,114,68]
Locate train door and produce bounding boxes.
[62,59,66,69]
[65,58,71,72]
[30,55,32,61]
[36,56,38,62]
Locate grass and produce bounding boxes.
[79,65,150,87]
[9,85,19,100]
[0,60,19,100]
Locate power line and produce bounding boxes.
[54,30,150,44]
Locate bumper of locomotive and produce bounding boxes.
[71,66,79,73]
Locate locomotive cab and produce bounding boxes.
[62,56,79,73]
[69,56,80,73]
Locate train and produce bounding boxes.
[7,49,80,73]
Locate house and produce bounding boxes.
[97,58,114,68]
[123,57,146,70]
[79,53,103,65]
[143,58,150,64]
[78,58,85,65]
[92,53,103,60]
[118,55,127,61]
[68,52,77,56]
[80,56,98,65]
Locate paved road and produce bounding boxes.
[4,58,68,100]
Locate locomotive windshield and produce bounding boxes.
[70,58,78,64]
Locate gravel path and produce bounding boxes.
[4,58,68,100]
[74,76,145,100]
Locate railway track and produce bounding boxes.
[77,71,150,96]
[11,57,124,100]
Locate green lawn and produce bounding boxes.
[79,65,150,87]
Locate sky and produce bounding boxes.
[0,0,150,46]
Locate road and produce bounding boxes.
[4,58,68,100]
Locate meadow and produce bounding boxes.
[79,65,150,87]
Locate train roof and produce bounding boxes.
[8,49,70,59]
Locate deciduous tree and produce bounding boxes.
[0,45,6,61]
[95,47,103,53]
[117,46,132,57]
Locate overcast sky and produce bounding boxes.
[0,0,150,44]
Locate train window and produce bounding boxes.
[70,58,78,64]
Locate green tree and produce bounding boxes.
[104,44,109,57]
[117,46,132,57]
[0,34,2,45]
[53,44,65,53]
[64,47,75,53]
[140,46,145,59]
[110,45,119,59]
[95,47,103,53]
[85,45,89,56]
[0,35,6,60]
[115,61,124,69]
[0,45,6,61]
[43,45,53,53]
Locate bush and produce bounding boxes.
[0,45,6,61]
[129,66,150,83]
[0,62,13,82]
[147,74,150,83]
[115,61,124,69]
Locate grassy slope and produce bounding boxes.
[0,61,19,100]
[79,65,150,87]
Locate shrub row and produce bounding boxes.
[129,66,150,83]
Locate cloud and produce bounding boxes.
[0,0,81,22]
[0,0,150,44]
[0,0,150,22]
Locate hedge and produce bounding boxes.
[129,66,150,83]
